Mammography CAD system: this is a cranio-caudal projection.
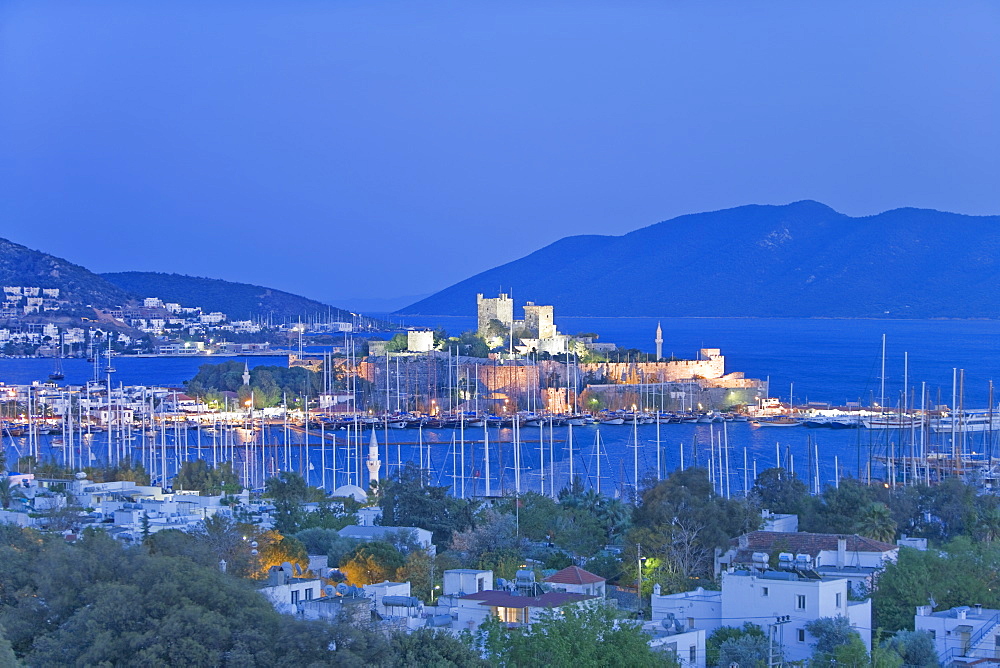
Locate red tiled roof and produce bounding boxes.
[459,591,594,608]
[729,531,897,561]
[544,565,605,585]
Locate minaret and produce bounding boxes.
[242,362,251,386]
[366,430,382,485]
[655,322,663,361]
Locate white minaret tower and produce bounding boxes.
[655,322,663,361]
[366,430,382,485]
[242,362,251,386]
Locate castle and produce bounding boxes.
[476,293,581,355]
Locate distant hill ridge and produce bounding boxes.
[397,201,1000,318]
[0,237,132,307]
[101,272,356,321]
[0,235,361,321]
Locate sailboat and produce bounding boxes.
[49,332,65,381]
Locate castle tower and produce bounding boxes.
[477,292,514,337]
[366,431,382,485]
[655,322,663,361]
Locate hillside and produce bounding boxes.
[102,271,357,321]
[0,238,133,308]
[398,201,1000,318]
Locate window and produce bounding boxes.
[690,646,697,663]
[291,590,300,605]
[761,586,769,597]
[305,588,313,601]
[836,593,842,608]
[929,630,936,640]
[688,617,695,629]
[796,594,806,610]
[798,628,806,642]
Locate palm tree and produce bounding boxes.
[0,476,22,510]
[855,502,897,543]
[978,506,1000,543]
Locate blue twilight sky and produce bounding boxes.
[1,1,998,309]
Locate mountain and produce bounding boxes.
[397,201,1000,318]
[102,272,358,321]
[0,237,133,308]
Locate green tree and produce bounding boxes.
[706,623,766,666]
[173,459,241,495]
[717,634,770,668]
[385,628,484,667]
[258,533,309,576]
[882,629,936,667]
[379,463,475,547]
[340,540,405,585]
[477,604,671,667]
[855,502,897,543]
[265,471,312,534]
[0,477,22,510]
[751,467,810,516]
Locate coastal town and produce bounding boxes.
[0,291,995,666]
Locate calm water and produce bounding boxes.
[0,355,290,388]
[5,317,1000,495]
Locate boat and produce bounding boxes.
[49,333,65,381]
[862,415,921,429]
[931,410,1000,434]
[600,417,625,425]
[751,417,801,427]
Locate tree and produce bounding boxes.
[631,468,760,581]
[805,616,870,667]
[855,502,897,543]
[379,463,475,547]
[385,628,483,667]
[0,477,22,510]
[339,541,405,585]
[0,525,354,666]
[717,634,770,668]
[450,509,524,580]
[293,527,360,565]
[265,471,314,534]
[477,604,670,667]
[806,616,857,655]
[173,460,240,495]
[706,622,766,666]
[751,467,810,515]
[257,532,309,577]
[882,629,937,667]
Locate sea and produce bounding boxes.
[4,317,1000,498]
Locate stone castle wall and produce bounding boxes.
[579,355,725,384]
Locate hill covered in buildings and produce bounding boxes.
[0,237,133,308]
[101,272,358,322]
[397,201,1000,318]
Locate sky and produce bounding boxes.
[2,1,999,311]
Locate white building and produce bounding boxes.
[338,525,435,555]
[444,569,493,596]
[652,570,871,664]
[915,604,1000,665]
[407,330,434,353]
[260,563,323,614]
[543,565,606,598]
[643,620,706,668]
[454,590,597,631]
[363,581,416,618]
[715,531,898,594]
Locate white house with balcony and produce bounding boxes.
[653,568,871,664]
